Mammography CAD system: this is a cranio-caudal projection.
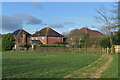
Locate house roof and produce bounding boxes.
[12,29,31,37]
[32,27,63,37]
[79,27,105,37]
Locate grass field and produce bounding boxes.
[101,54,118,78]
[2,52,118,78]
[0,39,1,50]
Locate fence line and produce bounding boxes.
[34,47,103,53]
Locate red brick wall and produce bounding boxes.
[16,37,31,44]
[47,37,63,44]
[30,36,63,44]
[27,37,31,43]
[30,36,47,44]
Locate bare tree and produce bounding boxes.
[94,3,119,34]
[94,2,119,53]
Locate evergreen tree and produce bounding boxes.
[99,36,111,48]
[2,33,15,51]
[112,29,120,45]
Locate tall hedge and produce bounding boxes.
[2,33,15,51]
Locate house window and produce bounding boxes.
[39,32,42,34]
[32,37,34,40]
[36,37,38,40]
[42,36,45,39]
[52,33,57,36]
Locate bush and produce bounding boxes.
[99,36,111,48]
[25,43,31,49]
[2,33,15,51]
[112,29,120,45]
[19,43,31,49]
[39,44,64,47]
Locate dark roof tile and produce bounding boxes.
[32,27,63,37]
[12,29,31,37]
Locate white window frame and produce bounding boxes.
[36,37,38,40]
[42,36,45,39]
[32,37,34,40]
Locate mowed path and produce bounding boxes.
[64,54,113,78]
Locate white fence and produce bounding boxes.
[114,45,120,53]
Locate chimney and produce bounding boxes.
[23,31,27,43]
[85,27,88,34]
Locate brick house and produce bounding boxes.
[79,27,105,37]
[12,27,64,45]
[69,27,105,41]
[31,27,64,44]
[12,29,31,44]
[68,27,105,48]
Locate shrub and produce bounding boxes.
[19,43,31,49]
[25,43,31,49]
[39,44,64,47]
[2,33,15,51]
[112,29,120,45]
[99,36,111,48]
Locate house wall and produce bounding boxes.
[30,36,64,44]
[15,37,31,44]
[30,36,47,44]
[27,37,31,43]
[47,37,63,44]
[16,37,26,44]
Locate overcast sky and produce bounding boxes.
[2,2,113,34]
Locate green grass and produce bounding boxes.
[2,52,118,78]
[2,52,101,78]
[0,39,1,50]
[101,54,118,78]
[64,54,115,78]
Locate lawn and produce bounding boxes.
[2,52,118,78]
[0,39,1,51]
[101,54,118,78]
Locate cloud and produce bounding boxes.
[32,2,42,8]
[49,24,64,28]
[42,23,64,28]
[42,22,76,29]
[64,22,76,25]
[68,28,76,31]
[1,14,42,32]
